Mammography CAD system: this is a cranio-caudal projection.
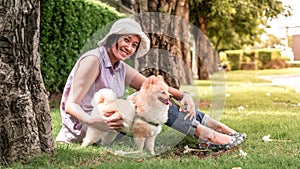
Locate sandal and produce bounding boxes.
[229,132,247,139]
[208,136,243,151]
[198,133,246,151]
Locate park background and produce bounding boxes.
[1,0,300,168]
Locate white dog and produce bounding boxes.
[81,88,133,147]
[81,75,172,155]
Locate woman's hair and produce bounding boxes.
[103,34,121,48]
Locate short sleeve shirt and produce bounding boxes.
[59,46,126,135]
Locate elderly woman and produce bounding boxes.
[56,18,246,151]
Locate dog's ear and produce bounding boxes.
[149,75,158,85]
[156,75,165,82]
[142,75,157,90]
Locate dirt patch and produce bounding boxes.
[172,146,239,159]
[263,59,289,69]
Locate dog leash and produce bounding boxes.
[170,98,187,111]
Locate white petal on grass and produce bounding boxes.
[183,145,190,154]
[298,103,300,107]
[183,145,208,154]
[232,167,242,169]
[114,150,126,156]
[238,106,245,111]
[239,149,247,157]
[266,92,271,96]
[262,134,271,142]
[226,93,231,97]
[262,134,292,142]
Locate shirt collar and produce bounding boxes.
[101,47,122,71]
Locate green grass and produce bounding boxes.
[8,68,300,169]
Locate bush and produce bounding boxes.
[224,50,243,70]
[40,0,123,93]
[263,59,288,69]
[287,61,300,67]
[221,48,283,70]
[256,48,281,69]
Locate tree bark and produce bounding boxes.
[191,15,219,80]
[0,0,54,165]
[134,0,192,89]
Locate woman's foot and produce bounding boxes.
[208,132,232,144]
[199,133,245,151]
[209,136,243,151]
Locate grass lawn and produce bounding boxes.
[9,68,300,169]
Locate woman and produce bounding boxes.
[56,18,246,150]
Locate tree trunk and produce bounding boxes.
[192,15,219,80]
[134,0,192,89]
[0,0,54,165]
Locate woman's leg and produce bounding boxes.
[194,124,232,144]
[166,104,234,144]
[202,115,236,134]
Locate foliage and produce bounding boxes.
[40,0,123,93]
[8,68,300,168]
[222,48,282,70]
[287,61,300,68]
[256,48,282,68]
[189,0,291,51]
[223,50,243,70]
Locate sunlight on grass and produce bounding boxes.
[10,68,300,169]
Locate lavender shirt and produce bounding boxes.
[59,46,126,139]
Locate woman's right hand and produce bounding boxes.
[86,112,123,132]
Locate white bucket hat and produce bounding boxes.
[97,18,150,58]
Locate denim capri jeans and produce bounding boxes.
[166,104,210,137]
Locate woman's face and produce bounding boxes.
[111,35,140,61]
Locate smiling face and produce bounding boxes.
[108,35,140,62]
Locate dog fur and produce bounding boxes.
[128,75,172,155]
[81,88,125,147]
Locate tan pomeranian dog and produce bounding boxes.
[127,75,172,155]
[81,75,172,156]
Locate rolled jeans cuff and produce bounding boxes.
[166,104,205,138]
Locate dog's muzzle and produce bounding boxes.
[158,97,172,106]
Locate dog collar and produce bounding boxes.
[135,115,160,127]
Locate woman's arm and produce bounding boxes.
[65,56,100,122]
[65,56,122,130]
[125,64,146,90]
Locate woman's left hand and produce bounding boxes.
[180,92,196,120]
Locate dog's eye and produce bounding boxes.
[161,91,166,94]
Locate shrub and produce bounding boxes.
[256,48,282,69]
[263,59,288,69]
[286,61,300,68]
[40,0,123,93]
[221,48,282,70]
[224,50,244,70]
